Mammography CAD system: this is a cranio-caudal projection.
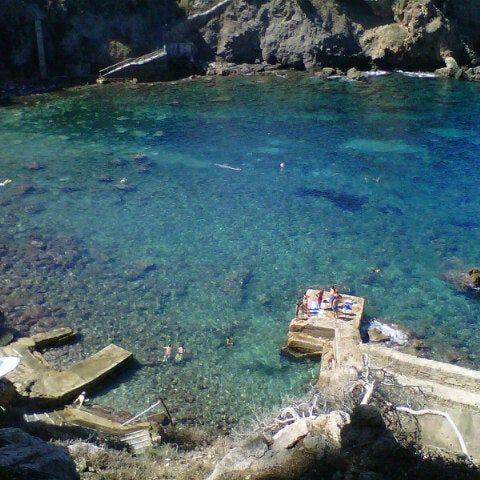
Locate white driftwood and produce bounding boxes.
[396,406,473,462]
[360,380,376,405]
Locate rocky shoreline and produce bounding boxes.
[3,58,479,108]
[1,0,480,89]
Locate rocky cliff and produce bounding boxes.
[0,0,184,79]
[1,0,480,80]
[194,0,480,70]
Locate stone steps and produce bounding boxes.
[24,410,65,426]
[24,407,154,453]
[286,332,326,356]
[120,429,153,453]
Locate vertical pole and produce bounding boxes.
[34,18,47,79]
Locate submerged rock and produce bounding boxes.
[59,186,81,194]
[444,268,480,292]
[11,184,34,196]
[98,174,113,183]
[24,204,45,215]
[296,188,367,212]
[137,164,151,174]
[125,259,156,281]
[132,153,148,162]
[110,158,128,167]
[27,161,45,171]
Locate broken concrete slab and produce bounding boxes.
[29,344,133,403]
[0,329,133,406]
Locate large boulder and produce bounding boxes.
[0,428,77,480]
[347,67,368,81]
[206,410,350,480]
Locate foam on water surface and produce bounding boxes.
[0,73,479,429]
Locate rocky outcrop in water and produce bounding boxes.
[444,268,480,292]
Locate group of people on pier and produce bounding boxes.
[297,285,349,319]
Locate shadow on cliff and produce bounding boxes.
[300,405,479,480]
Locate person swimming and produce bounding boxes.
[175,344,185,362]
[226,336,234,346]
[163,344,172,362]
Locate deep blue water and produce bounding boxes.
[0,73,479,428]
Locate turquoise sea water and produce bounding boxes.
[0,73,479,429]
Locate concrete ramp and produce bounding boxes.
[1,330,133,405]
[60,406,150,436]
[30,344,132,402]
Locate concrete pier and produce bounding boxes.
[286,287,480,462]
[0,328,133,405]
[286,289,364,358]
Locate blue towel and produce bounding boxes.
[309,300,320,314]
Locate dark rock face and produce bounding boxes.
[2,0,480,80]
[0,428,77,480]
[124,259,157,281]
[196,0,479,71]
[198,0,365,69]
[0,0,185,77]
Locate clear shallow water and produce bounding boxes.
[0,73,479,428]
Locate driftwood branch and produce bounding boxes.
[361,380,376,405]
[396,406,474,463]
